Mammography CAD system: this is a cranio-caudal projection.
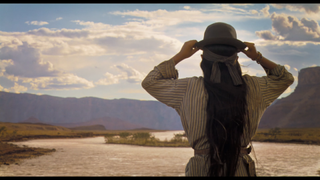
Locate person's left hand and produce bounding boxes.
[172,40,199,65]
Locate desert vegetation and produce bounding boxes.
[252,128,320,145]
[2,121,320,168]
[105,132,190,147]
[0,122,165,166]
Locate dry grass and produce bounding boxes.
[0,142,56,166]
[0,122,166,142]
[105,132,190,147]
[2,121,319,167]
[106,138,190,147]
[0,122,168,166]
[253,128,320,145]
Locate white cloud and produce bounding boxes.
[110,9,205,28]
[72,20,112,30]
[0,42,60,78]
[110,7,266,30]
[256,12,320,43]
[0,59,14,76]
[95,72,121,86]
[293,75,298,82]
[27,27,90,38]
[217,4,251,14]
[56,17,63,21]
[284,64,291,70]
[238,57,251,64]
[114,63,146,84]
[5,6,319,96]
[26,74,94,90]
[95,63,145,85]
[6,82,28,93]
[1,6,270,60]
[271,4,320,14]
[283,86,293,94]
[250,9,259,15]
[94,35,177,56]
[25,21,49,26]
[260,5,270,17]
[0,42,95,91]
[294,67,298,71]
[241,64,266,77]
[183,6,190,10]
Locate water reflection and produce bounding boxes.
[0,131,319,176]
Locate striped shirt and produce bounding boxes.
[141,59,294,176]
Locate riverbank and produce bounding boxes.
[0,142,56,166]
[252,128,320,146]
[2,124,320,167]
[0,133,104,166]
[105,132,190,147]
[0,122,166,166]
[105,128,320,148]
[105,134,189,147]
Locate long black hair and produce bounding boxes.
[201,44,249,176]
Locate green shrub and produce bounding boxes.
[133,132,151,140]
[104,133,116,138]
[269,127,281,139]
[0,126,7,137]
[119,132,131,138]
[12,130,17,137]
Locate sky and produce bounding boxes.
[0,3,320,101]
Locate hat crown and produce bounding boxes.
[204,22,237,40]
[195,22,246,50]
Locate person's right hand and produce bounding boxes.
[241,42,259,60]
[171,40,199,65]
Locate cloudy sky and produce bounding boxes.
[0,4,319,101]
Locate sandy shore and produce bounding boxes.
[0,133,107,166]
[0,142,56,166]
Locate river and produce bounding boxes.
[1,130,319,176]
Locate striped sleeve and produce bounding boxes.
[141,59,189,109]
[257,64,294,107]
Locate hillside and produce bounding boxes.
[259,66,320,128]
[0,92,182,130]
[0,122,71,132]
[21,116,43,124]
[69,125,106,131]
[52,117,147,130]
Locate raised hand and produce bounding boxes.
[241,42,259,60]
[171,40,200,65]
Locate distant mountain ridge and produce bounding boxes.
[69,124,106,131]
[1,67,319,130]
[52,116,147,130]
[21,116,43,124]
[0,92,182,130]
[259,66,320,128]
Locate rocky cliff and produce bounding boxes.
[259,66,320,128]
[0,92,182,130]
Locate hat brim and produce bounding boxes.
[194,38,247,50]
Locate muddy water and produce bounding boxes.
[0,131,320,176]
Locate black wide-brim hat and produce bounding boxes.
[194,22,247,50]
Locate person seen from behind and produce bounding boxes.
[141,22,294,176]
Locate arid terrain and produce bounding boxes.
[0,122,164,166]
[1,121,320,167]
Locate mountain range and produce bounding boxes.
[0,92,182,130]
[1,66,319,130]
[259,66,320,128]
